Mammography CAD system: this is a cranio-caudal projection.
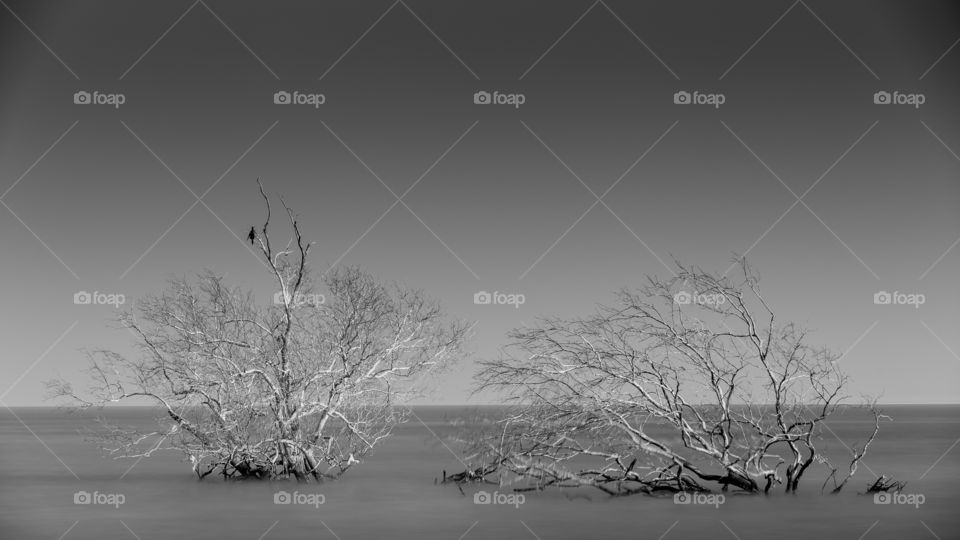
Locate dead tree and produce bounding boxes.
[48,180,468,482]
[448,258,885,496]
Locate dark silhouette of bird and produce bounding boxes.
[247,226,256,245]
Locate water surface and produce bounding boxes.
[1,406,957,539]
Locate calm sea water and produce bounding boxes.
[1,406,957,539]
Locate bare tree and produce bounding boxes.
[447,258,882,496]
[48,181,468,482]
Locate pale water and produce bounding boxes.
[1,406,957,539]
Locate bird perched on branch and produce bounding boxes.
[247,226,256,245]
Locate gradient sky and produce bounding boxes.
[1,0,958,405]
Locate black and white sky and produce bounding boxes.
[1,0,959,405]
